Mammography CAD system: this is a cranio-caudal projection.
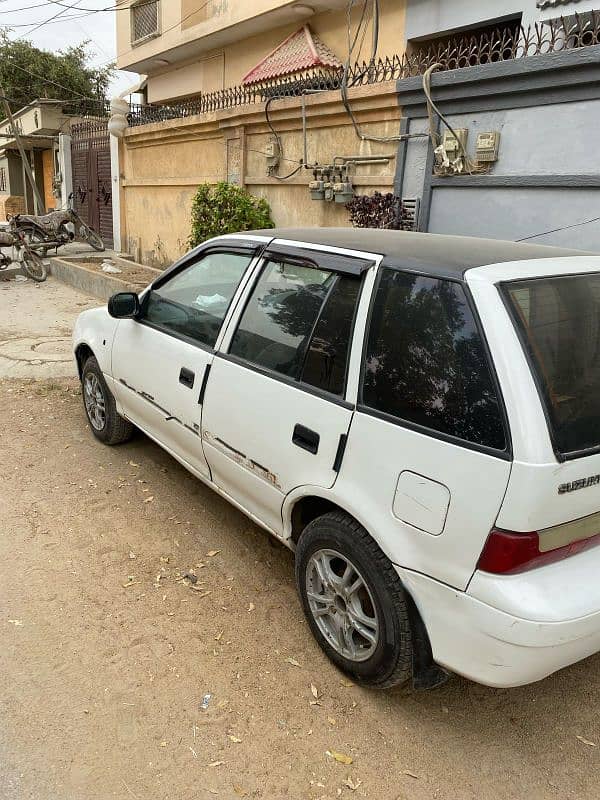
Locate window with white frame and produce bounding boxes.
[131,0,160,44]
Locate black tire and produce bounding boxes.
[295,511,413,689]
[19,225,49,255]
[81,356,134,445]
[82,225,104,252]
[21,247,47,282]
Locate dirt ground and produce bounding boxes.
[1,277,599,800]
[1,378,599,800]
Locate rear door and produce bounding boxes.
[201,245,372,533]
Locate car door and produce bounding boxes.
[110,245,258,479]
[334,267,513,589]
[201,244,374,534]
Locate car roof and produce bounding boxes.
[248,227,594,279]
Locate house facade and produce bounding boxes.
[112,0,600,263]
[0,100,74,218]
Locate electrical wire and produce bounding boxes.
[422,63,488,175]
[517,216,600,242]
[1,56,108,105]
[92,0,215,69]
[264,95,304,180]
[14,0,84,38]
[340,0,427,144]
[0,0,158,17]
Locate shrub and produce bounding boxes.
[189,182,275,247]
[346,192,401,229]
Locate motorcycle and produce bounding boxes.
[0,222,47,282]
[7,196,104,254]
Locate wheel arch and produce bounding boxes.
[285,489,449,690]
[74,342,95,380]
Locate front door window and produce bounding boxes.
[142,251,254,348]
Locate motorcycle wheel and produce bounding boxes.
[82,225,105,252]
[21,247,47,282]
[19,225,48,255]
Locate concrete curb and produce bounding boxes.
[48,256,161,301]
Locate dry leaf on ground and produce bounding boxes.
[326,750,353,765]
[576,735,597,747]
[345,777,362,791]
[286,657,301,667]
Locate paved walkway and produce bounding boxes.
[0,275,98,379]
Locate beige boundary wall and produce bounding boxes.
[119,81,402,267]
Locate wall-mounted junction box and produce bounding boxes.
[442,128,468,159]
[265,135,280,174]
[476,131,501,163]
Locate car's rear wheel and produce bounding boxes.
[295,511,413,688]
[81,356,134,445]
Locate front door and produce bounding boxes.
[202,250,367,533]
[111,248,256,478]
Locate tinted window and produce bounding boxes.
[505,273,600,456]
[301,276,361,395]
[142,252,252,347]
[229,259,334,378]
[362,269,506,451]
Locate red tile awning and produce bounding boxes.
[242,24,342,85]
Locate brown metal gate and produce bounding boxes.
[71,120,113,247]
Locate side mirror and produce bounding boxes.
[108,291,140,319]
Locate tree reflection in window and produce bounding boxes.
[362,269,506,451]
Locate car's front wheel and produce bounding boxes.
[295,511,413,688]
[81,356,134,445]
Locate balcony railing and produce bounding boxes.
[127,12,600,127]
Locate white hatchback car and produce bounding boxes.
[73,228,600,690]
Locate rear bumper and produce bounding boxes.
[399,568,600,687]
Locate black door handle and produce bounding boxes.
[179,367,195,388]
[292,424,320,454]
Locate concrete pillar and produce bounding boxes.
[110,133,121,253]
[58,133,72,210]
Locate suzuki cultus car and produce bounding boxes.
[73,228,600,689]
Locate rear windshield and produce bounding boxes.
[504,273,600,458]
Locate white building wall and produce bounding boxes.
[404,0,600,41]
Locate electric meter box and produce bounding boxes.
[476,131,501,162]
[442,128,468,157]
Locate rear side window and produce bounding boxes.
[361,269,506,452]
[505,273,600,457]
[229,258,361,396]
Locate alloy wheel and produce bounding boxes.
[83,373,106,431]
[305,548,379,662]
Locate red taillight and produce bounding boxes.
[477,528,600,575]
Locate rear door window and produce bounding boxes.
[504,272,600,457]
[361,268,507,452]
[228,258,361,396]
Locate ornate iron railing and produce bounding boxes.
[127,12,600,127]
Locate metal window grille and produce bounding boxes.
[132,0,159,43]
[0,167,6,193]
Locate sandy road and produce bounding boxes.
[0,377,599,800]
